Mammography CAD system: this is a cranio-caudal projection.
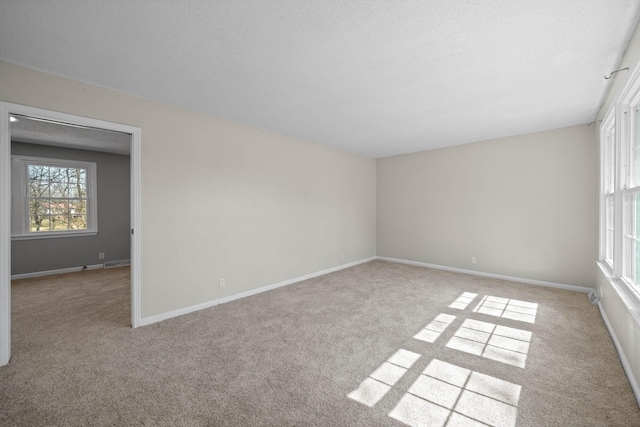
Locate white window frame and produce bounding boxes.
[600,108,616,268]
[11,155,98,240]
[599,55,640,305]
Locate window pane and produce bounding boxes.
[50,214,69,230]
[50,180,68,198]
[49,167,65,180]
[69,200,87,215]
[51,201,69,215]
[623,193,640,284]
[28,199,51,233]
[29,199,49,216]
[70,215,87,230]
[67,168,82,184]
[68,183,86,198]
[28,164,48,181]
[30,215,50,232]
[606,131,616,193]
[635,108,640,187]
[605,195,615,263]
[28,165,50,197]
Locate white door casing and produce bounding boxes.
[0,102,142,366]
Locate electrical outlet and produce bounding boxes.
[341,252,345,260]
[219,278,226,288]
[99,253,105,260]
[471,256,477,264]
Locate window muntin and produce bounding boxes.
[11,156,97,239]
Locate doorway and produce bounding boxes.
[0,103,142,366]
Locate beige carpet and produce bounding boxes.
[1,260,638,426]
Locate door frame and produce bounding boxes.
[0,102,142,366]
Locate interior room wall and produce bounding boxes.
[11,141,130,275]
[377,124,597,288]
[0,61,377,320]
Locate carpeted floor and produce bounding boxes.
[0,260,638,426]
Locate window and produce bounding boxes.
[599,59,640,302]
[11,155,97,239]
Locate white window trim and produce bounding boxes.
[600,107,616,269]
[11,155,98,240]
[599,52,640,307]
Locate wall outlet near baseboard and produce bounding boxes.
[341,252,345,260]
[219,278,226,288]
[471,256,477,264]
[99,252,105,260]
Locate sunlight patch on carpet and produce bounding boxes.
[389,359,521,427]
[472,296,538,324]
[414,313,457,343]
[449,292,478,310]
[350,285,536,424]
[446,319,532,368]
[348,349,421,407]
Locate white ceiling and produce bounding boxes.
[1,1,639,158]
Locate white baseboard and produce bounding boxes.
[104,259,130,269]
[11,263,104,280]
[597,301,640,408]
[376,256,592,293]
[139,257,377,327]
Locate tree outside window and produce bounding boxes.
[28,164,88,232]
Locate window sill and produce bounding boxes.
[11,230,98,241]
[597,261,640,323]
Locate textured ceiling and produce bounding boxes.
[1,1,639,158]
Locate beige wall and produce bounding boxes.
[377,124,597,288]
[0,61,376,319]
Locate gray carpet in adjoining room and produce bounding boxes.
[0,260,638,426]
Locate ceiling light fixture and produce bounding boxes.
[9,116,18,123]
